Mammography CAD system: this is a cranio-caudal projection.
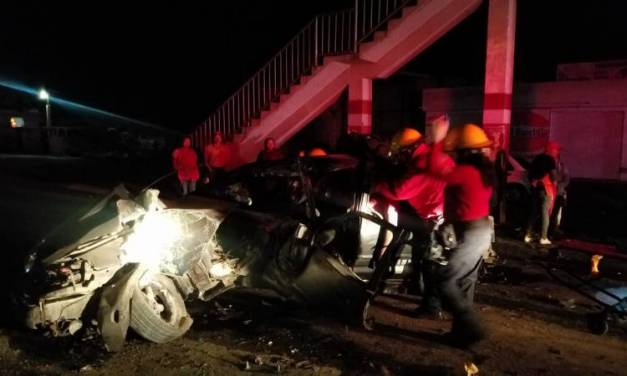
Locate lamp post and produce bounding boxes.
[38,88,51,127]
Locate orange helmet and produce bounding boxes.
[390,128,422,154]
[444,123,492,151]
[308,147,327,157]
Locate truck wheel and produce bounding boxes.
[130,273,193,343]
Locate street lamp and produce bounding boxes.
[38,88,51,127]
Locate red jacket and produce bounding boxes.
[172,147,200,181]
[204,143,231,169]
[428,142,492,222]
[375,144,453,220]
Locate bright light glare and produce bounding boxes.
[209,262,233,278]
[38,89,49,101]
[386,205,398,226]
[360,217,380,238]
[0,79,176,133]
[120,212,182,271]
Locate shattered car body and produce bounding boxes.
[19,187,236,350]
[17,182,372,350]
[218,155,420,288]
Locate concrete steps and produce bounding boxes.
[228,0,483,167]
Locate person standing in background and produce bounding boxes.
[204,131,231,184]
[525,141,559,245]
[172,137,199,197]
[427,122,495,347]
[257,137,285,162]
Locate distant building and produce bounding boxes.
[0,86,41,128]
[557,60,627,81]
[423,61,627,182]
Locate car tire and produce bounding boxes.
[130,273,193,343]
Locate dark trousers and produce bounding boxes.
[527,187,552,239]
[397,212,443,311]
[437,218,491,334]
[420,258,442,311]
[396,209,435,301]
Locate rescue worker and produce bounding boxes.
[524,141,559,245]
[427,121,494,347]
[172,137,200,197]
[257,137,285,162]
[204,131,231,184]
[373,123,454,318]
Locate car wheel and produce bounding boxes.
[130,273,193,343]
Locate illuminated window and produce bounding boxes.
[10,117,25,128]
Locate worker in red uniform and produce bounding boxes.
[525,141,559,245]
[204,131,231,184]
[378,124,456,220]
[427,121,494,347]
[374,124,455,318]
[172,137,200,197]
[257,137,285,162]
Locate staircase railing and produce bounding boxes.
[192,0,414,147]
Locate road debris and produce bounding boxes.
[80,365,94,373]
[559,298,577,310]
[295,360,312,369]
[465,362,479,376]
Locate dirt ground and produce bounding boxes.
[1,237,626,376]
[0,168,626,376]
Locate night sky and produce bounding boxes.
[1,1,627,131]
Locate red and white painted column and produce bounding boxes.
[348,78,373,135]
[482,0,517,151]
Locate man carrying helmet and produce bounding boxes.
[525,141,560,245]
[373,116,455,318]
[426,121,495,347]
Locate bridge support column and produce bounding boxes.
[483,0,517,151]
[348,78,372,135]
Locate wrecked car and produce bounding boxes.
[16,154,431,350]
[16,182,384,351]
[213,155,419,290]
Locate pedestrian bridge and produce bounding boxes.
[190,0,482,167]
